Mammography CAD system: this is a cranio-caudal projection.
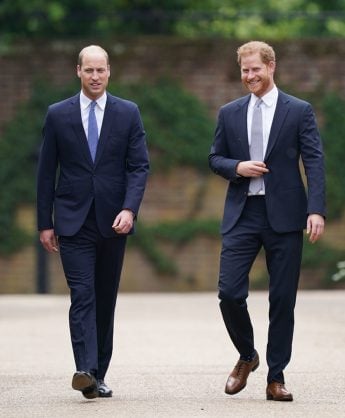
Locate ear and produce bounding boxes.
[77,65,81,78]
[268,60,276,74]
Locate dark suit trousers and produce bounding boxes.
[218,196,303,383]
[59,204,127,379]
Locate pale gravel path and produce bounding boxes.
[0,291,344,417]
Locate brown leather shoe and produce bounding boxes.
[225,352,259,395]
[266,382,293,401]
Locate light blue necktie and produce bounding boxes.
[249,98,264,194]
[88,101,98,162]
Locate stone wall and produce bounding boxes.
[1,37,345,293]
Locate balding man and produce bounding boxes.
[37,45,149,399]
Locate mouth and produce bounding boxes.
[247,80,260,88]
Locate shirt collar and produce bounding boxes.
[80,91,107,110]
[250,85,278,108]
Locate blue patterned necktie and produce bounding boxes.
[249,98,264,194]
[88,101,98,162]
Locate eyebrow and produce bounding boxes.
[84,66,107,71]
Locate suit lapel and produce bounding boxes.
[69,94,94,165]
[94,94,117,166]
[264,91,290,160]
[236,96,251,159]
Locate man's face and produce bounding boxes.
[240,52,275,97]
[77,51,110,100]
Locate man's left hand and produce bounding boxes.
[306,214,325,243]
[112,209,135,234]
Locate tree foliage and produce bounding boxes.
[176,0,345,38]
[1,0,345,40]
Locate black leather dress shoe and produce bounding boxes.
[72,371,98,399]
[97,379,113,398]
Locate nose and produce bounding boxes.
[91,70,99,79]
[247,70,256,79]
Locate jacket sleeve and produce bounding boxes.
[122,105,150,216]
[299,103,326,217]
[36,108,58,231]
[208,107,243,183]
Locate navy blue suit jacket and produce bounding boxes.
[37,92,149,237]
[209,90,326,234]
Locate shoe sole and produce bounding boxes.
[72,373,98,399]
[72,373,93,391]
[225,359,260,395]
[266,393,293,401]
[98,391,113,398]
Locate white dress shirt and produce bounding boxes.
[80,91,107,138]
[247,85,278,194]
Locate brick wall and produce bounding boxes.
[1,38,345,131]
[1,37,344,293]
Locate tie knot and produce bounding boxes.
[255,98,263,108]
[90,101,97,110]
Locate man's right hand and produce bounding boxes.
[39,229,59,253]
[236,161,269,178]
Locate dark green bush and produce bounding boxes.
[130,219,220,275]
[0,82,75,254]
[109,79,213,172]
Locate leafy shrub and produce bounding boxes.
[109,79,213,172]
[0,82,74,254]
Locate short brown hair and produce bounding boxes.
[237,41,275,66]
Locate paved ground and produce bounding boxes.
[0,291,344,418]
